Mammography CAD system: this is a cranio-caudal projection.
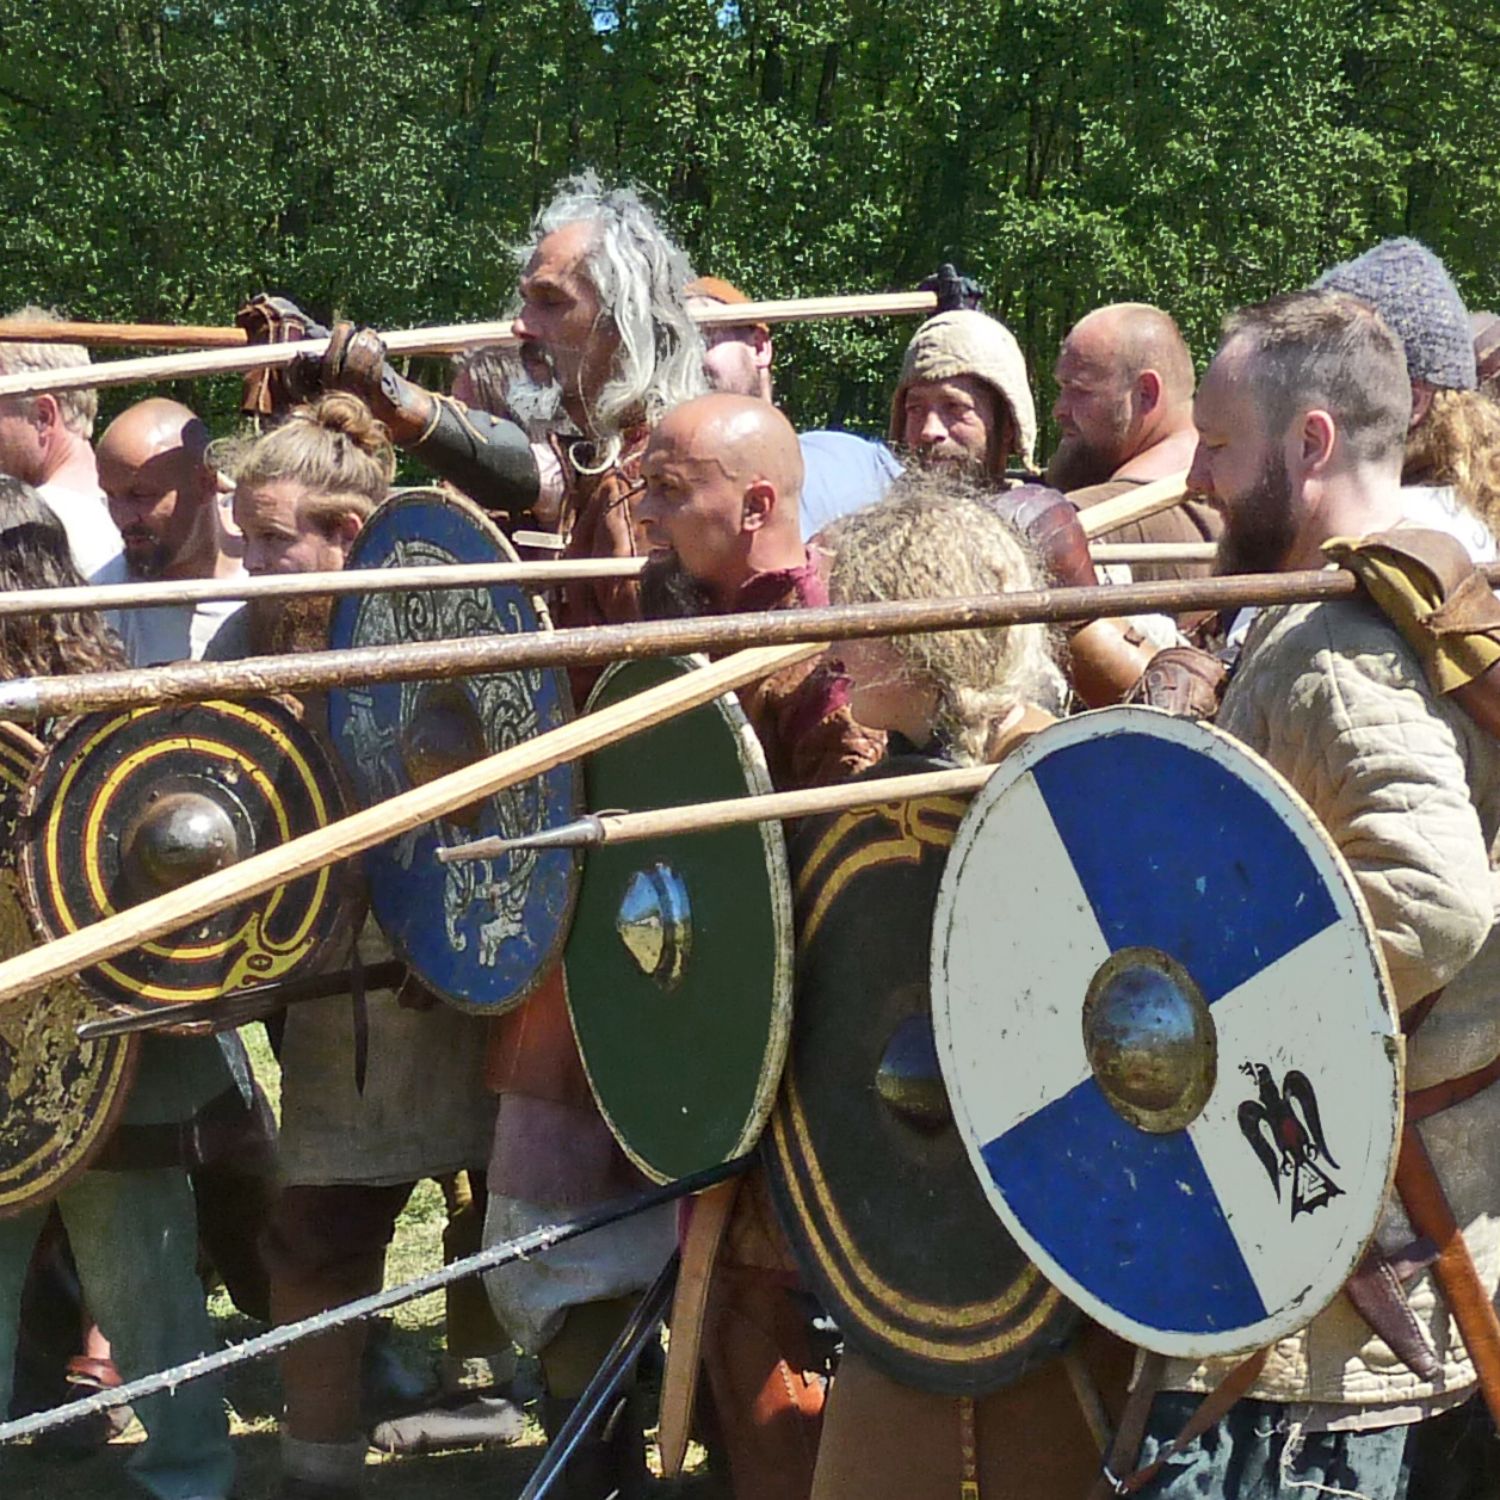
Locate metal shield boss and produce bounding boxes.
[327,490,579,1013]
[932,707,1401,1359]
[565,657,793,1184]
[0,723,137,1215]
[764,758,1081,1396]
[21,699,358,1025]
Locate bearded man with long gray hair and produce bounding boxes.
[291,175,706,1497]
[298,171,707,640]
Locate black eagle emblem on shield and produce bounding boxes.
[1237,1062,1342,1220]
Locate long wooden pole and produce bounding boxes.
[0,538,1204,622]
[0,292,940,398]
[0,319,250,350]
[0,556,1438,728]
[439,764,996,862]
[0,643,819,1006]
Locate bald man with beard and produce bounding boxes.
[94,398,244,665]
[1047,303,1221,584]
[637,394,880,1497]
[635,394,883,785]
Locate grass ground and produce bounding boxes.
[1,1024,712,1499]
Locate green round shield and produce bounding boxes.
[565,656,793,1184]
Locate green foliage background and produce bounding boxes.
[1,0,1496,447]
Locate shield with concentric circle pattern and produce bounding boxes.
[765,757,1081,1396]
[20,698,357,1017]
[0,721,138,1216]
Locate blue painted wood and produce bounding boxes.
[327,493,580,1012]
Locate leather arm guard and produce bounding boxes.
[409,395,541,520]
[321,322,439,446]
[985,483,1098,594]
[1323,529,1500,694]
[291,322,541,517]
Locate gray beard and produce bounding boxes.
[505,370,568,441]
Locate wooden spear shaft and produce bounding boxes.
[0,319,250,350]
[0,292,940,398]
[0,556,1427,729]
[439,764,996,862]
[0,643,820,1007]
[0,541,1199,623]
[0,473,1189,630]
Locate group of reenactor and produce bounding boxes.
[0,170,1499,1500]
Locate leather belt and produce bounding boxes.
[90,1086,259,1173]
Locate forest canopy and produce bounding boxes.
[1,0,1495,443]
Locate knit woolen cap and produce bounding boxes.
[1314,238,1477,391]
[888,311,1038,469]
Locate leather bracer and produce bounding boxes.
[409,395,541,520]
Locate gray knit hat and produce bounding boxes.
[1314,238,1476,391]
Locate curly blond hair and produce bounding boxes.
[1405,388,1500,535]
[823,472,1059,764]
[213,392,395,532]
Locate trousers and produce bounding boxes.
[0,1167,233,1500]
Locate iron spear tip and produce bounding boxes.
[437,814,607,863]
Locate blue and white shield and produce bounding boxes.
[931,707,1401,1358]
[327,489,580,1013]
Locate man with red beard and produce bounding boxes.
[1046,303,1222,582]
[889,308,1160,706]
[1113,289,1500,1500]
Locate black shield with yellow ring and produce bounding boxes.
[0,721,138,1216]
[764,758,1081,1395]
[20,699,358,1016]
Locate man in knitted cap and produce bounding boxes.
[890,309,1166,704]
[1315,237,1500,562]
[1046,304,1222,584]
[889,309,1039,480]
[685,275,900,537]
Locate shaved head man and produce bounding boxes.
[634,390,879,1498]
[1048,303,1198,490]
[94,398,244,664]
[636,392,808,611]
[1046,302,1221,586]
[96,398,230,582]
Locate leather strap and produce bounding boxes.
[1090,1349,1269,1498]
[1407,1051,1500,1125]
[91,1085,257,1172]
[1343,1243,1441,1378]
[958,1394,980,1500]
[657,1178,742,1478]
[1396,1123,1500,1428]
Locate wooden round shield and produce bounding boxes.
[0,722,138,1216]
[21,698,357,1014]
[326,489,579,1014]
[565,657,793,1184]
[932,707,1401,1359]
[764,760,1081,1396]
